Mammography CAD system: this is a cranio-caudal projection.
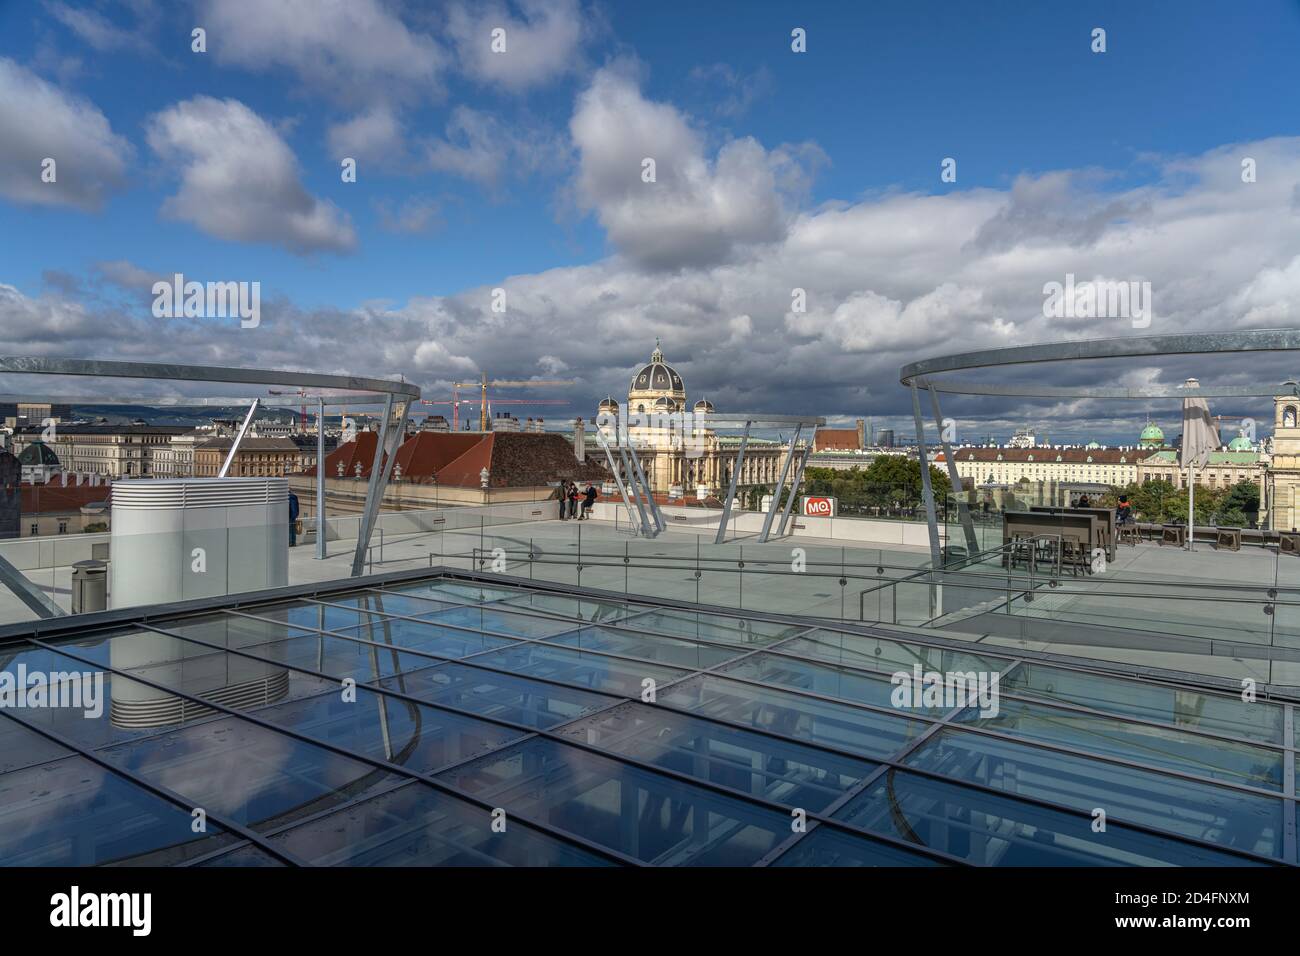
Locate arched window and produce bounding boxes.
[1285,406,1297,428]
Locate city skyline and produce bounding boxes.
[3,1,1300,435]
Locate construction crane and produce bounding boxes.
[429,374,576,431]
[420,395,569,430]
[267,388,309,433]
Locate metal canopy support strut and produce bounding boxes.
[617,443,653,536]
[218,399,259,478]
[625,439,664,536]
[594,424,640,533]
[351,395,407,576]
[912,384,942,570]
[714,420,751,544]
[0,552,65,618]
[776,443,812,538]
[759,424,802,543]
[929,386,979,556]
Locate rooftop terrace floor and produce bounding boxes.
[0,568,1291,867]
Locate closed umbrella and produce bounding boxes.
[1179,378,1220,550]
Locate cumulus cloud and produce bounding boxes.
[326,105,406,167]
[448,0,587,91]
[423,106,569,189]
[7,129,1300,441]
[0,57,132,211]
[94,259,164,291]
[0,283,115,346]
[199,0,446,105]
[570,67,818,270]
[146,96,357,254]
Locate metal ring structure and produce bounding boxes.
[900,329,1300,399]
[0,356,421,613]
[897,328,1300,570]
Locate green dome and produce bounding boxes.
[1085,441,1101,449]
[1138,422,1164,446]
[1228,435,1254,451]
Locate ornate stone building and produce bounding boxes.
[1266,394,1300,530]
[596,343,789,498]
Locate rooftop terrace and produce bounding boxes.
[1,566,1290,866]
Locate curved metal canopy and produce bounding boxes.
[900,329,1300,399]
[0,356,421,598]
[0,357,420,400]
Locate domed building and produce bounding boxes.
[1138,422,1165,448]
[17,438,60,484]
[628,341,685,414]
[596,342,789,498]
[1228,434,1255,452]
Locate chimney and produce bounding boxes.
[574,417,586,462]
[855,419,865,449]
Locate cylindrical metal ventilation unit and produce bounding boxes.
[109,477,289,607]
[109,478,291,728]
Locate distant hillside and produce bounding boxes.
[70,405,300,427]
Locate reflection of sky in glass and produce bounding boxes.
[0,575,1288,868]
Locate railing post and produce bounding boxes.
[315,395,326,560]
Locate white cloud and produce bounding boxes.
[327,105,405,166]
[46,1,152,52]
[423,106,568,189]
[0,284,103,343]
[146,96,357,254]
[94,259,163,290]
[448,0,587,92]
[569,67,816,270]
[8,126,1300,440]
[0,57,132,211]
[200,0,446,104]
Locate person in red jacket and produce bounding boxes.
[1116,494,1134,525]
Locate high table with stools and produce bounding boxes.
[1004,511,1099,575]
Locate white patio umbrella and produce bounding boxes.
[1179,378,1220,550]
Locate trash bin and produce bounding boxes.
[72,559,108,614]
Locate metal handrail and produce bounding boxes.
[454,541,1300,637]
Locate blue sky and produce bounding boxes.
[3,0,1300,442]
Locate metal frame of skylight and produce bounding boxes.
[2,566,1290,866]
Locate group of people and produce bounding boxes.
[557,480,598,520]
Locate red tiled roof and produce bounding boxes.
[305,430,609,488]
[435,433,496,488]
[21,483,112,514]
[814,429,860,451]
[306,430,380,478]
[393,431,483,480]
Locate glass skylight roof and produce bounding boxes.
[0,573,1293,867]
